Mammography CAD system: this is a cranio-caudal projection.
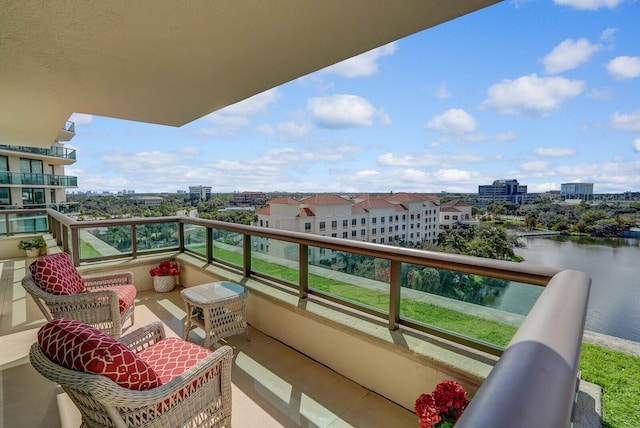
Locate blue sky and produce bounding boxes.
[67,0,640,195]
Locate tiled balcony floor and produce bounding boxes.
[0,257,417,427]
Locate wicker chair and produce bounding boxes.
[22,253,135,338]
[30,321,233,428]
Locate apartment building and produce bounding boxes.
[255,193,440,256]
[0,121,78,212]
[188,185,212,202]
[230,191,268,206]
[478,179,538,205]
[440,199,478,230]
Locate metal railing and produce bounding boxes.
[43,209,590,427]
[0,172,78,186]
[0,144,76,160]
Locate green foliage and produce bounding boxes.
[17,238,45,250]
[580,343,640,428]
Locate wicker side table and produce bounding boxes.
[181,281,249,348]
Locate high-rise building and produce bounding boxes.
[561,183,593,201]
[478,179,537,205]
[0,121,78,213]
[189,185,212,201]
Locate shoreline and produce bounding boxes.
[583,330,640,357]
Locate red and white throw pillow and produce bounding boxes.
[30,253,86,295]
[37,318,161,390]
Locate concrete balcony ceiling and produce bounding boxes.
[0,0,500,147]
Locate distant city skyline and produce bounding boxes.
[66,0,640,195]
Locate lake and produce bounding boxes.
[506,236,640,343]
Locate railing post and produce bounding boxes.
[206,227,213,262]
[389,260,401,330]
[178,221,185,252]
[299,244,308,299]
[70,227,80,266]
[131,224,137,258]
[243,234,252,278]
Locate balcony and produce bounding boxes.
[0,209,592,427]
[0,144,77,162]
[56,121,76,142]
[0,172,78,187]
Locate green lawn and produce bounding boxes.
[197,244,639,427]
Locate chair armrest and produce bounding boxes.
[84,272,134,290]
[119,321,166,352]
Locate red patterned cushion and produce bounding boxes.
[137,338,213,384]
[37,318,161,390]
[29,253,86,295]
[89,284,137,313]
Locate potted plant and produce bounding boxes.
[149,260,180,292]
[17,238,46,257]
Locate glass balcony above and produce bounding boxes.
[0,144,77,161]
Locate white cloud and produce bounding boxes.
[534,147,577,157]
[606,56,640,80]
[496,132,517,143]
[481,74,585,117]
[377,151,485,167]
[322,43,397,78]
[633,139,640,152]
[521,160,549,172]
[308,94,377,128]
[436,83,451,99]
[553,0,624,10]
[543,38,600,74]
[610,110,640,132]
[278,120,311,141]
[200,88,280,137]
[69,113,93,126]
[426,109,477,134]
[256,123,274,137]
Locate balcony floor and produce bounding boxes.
[0,257,417,428]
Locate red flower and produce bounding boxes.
[149,261,180,276]
[415,394,441,428]
[432,380,469,417]
[415,380,469,427]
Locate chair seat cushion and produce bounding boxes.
[38,318,162,390]
[89,284,137,313]
[30,253,86,295]
[137,337,213,384]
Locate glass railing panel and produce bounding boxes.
[308,248,390,312]
[399,263,544,348]
[136,222,179,252]
[184,224,206,255]
[9,212,48,233]
[79,226,131,258]
[212,229,243,268]
[249,236,299,284]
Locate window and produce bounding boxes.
[380,237,385,243]
[260,220,264,227]
[444,215,450,220]
[395,225,398,231]
[21,187,45,205]
[410,214,414,220]
[381,216,385,223]
[417,213,421,219]
[395,215,398,221]
[305,222,311,231]
[331,233,337,238]
[0,187,10,205]
[372,217,377,224]
[352,219,357,226]
[343,232,348,238]
[372,239,376,243]
[372,228,376,235]
[351,230,356,237]
[343,219,348,228]
[331,220,337,229]
[361,229,366,236]
[319,221,326,230]
[266,221,269,228]
[402,214,406,220]
[361,218,366,225]
[388,226,392,232]
[453,215,458,220]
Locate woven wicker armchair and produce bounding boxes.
[22,269,135,339]
[30,321,233,428]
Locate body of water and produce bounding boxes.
[505,236,640,343]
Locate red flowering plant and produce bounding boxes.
[149,260,180,277]
[415,381,469,428]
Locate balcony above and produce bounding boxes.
[0,1,500,148]
[56,121,75,142]
[0,144,76,163]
